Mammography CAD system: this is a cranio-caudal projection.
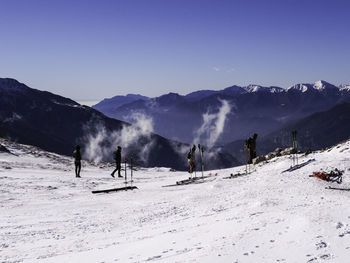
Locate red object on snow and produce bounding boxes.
[312,169,343,183]
[313,172,331,181]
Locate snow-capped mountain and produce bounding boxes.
[1,135,350,262]
[286,83,315,93]
[93,80,350,145]
[287,80,340,96]
[339,84,350,91]
[244,84,284,93]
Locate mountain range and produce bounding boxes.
[1,77,350,170]
[0,78,238,170]
[93,80,350,145]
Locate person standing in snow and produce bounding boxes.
[187,145,196,173]
[111,146,123,178]
[73,145,82,178]
[246,133,258,164]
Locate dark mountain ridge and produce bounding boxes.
[0,78,238,170]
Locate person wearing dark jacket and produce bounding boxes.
[111,146,123,178]
[187,144,196,173]
[245,133,258,164]
[73,145,82,178]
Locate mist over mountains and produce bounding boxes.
[93,80,350,145]
[1,77,350,170]
[0,78,237,170]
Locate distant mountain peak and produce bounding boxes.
[339,84,350,91]
[156,92,184,105]
[125,94,149,99]
[313,80,337,90]
[287,83,314,93]
[245,84,262,92]
[222,85,246,95]
[163,92,181,96]
[0,78,29,92]
[245,84,284,93]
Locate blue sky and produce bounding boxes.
[0,0,349,100]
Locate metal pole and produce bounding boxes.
[245,146,248,175]
[124,158,127,185]
[201,147,204,178]
[194,148,196,178]
[295,131,298,165]
[130,155,133,185]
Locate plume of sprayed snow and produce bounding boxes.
[82,113,155,164]
[83,125,110,163]
[165,99,234,170]
[194,99,232,148]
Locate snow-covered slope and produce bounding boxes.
[1,138,350,262]
[340,84,350,92]
[287,80,340,94]
[244,85,284,93]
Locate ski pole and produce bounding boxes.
[292,131,294,167]
[130,155,133,185]
[198,144,204,178]
[124,158,127,185]
[294,131,297,166]
[296,139,298,165]
[201,146,204,178]
[194,148,196,178]
[292,132,294,167]
[245,146,248,175]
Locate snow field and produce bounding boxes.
[1,139,350,262]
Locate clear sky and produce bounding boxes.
[0,0,349,100]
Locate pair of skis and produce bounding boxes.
[162,173,217,188]
[92,185,137,194]
[282,158,315,173]
[92,155,138,194]
[163,145,206,187]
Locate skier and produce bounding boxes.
[73,145,81,178]
[245,133,258,164]
[111,146,123,178]
[187,145,196,173]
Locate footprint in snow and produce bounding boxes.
[336,222,344,229]
[316,241,327,249]
[320,254,331,260]
[338,230,350,237]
